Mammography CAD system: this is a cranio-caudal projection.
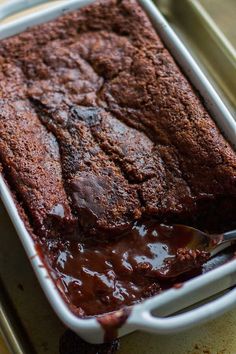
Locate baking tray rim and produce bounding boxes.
[0,0,236,344]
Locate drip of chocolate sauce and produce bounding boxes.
[97,307,131,342]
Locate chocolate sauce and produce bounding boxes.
[97,308,131,342]
[173,283,183,289]
[41,221,209,317]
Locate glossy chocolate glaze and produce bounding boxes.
[41,221,209,317]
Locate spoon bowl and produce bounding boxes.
[157,224,236,278]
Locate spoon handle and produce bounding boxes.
[223,229,236,242]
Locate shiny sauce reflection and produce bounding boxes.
[44,221,209,316]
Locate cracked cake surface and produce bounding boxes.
[0,0,235,316]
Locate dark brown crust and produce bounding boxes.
[0,0,235,240]
[0,0,236,239]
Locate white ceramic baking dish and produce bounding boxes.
[0,0,236,344]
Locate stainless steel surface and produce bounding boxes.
[199,0,236,47]
[0,281,32,354]
[0,202,65,353]
[155,0,236,115]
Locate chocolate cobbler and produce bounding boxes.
[0,0,235,317]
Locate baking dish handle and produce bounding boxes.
[132,286,236,334]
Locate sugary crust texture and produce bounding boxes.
[0,0,235,239]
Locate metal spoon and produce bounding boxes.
[171,225,236,257]
[154,224,236,278]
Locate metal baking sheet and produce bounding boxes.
[0,0,236,352]
[0,202,66,353]
[155,0,236,116]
